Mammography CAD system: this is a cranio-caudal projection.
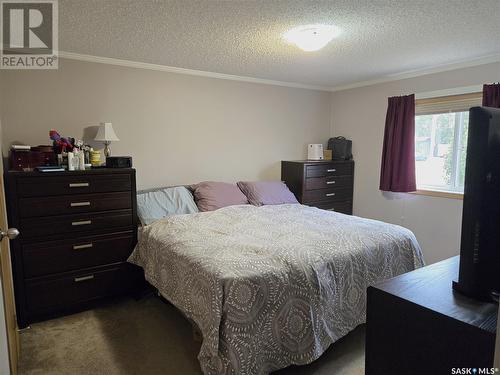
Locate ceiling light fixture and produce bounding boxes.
[284,24,341,52]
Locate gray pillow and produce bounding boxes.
[137,186,199,225]
[237,181,299,206]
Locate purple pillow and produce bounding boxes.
[192,181,248,212]
[237,181,299,206]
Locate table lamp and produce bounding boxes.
[94,122,119,157]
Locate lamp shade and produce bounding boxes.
[94,122,119,142]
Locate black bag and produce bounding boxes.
[327,136,353,160]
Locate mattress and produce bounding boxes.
[128,204,424,374]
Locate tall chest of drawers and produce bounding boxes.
[6,168,142,328]
[281,160,354,215]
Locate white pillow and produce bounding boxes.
[137,186,198,225]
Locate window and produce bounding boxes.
[414,93,482,195]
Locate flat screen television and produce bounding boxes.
[453,106,500,302]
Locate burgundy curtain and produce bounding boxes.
[379,94,416,192]
[483,83,500,108]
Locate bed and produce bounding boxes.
[128,203,423,374]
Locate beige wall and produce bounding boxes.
[0,59,332,189]
[331,62,500,264]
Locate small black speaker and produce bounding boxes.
[106,156,133,168]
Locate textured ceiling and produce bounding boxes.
[59,0,500,89]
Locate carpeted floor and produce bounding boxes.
[18,296,365,375]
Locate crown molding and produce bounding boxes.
[58,51,331,92]
[59,51,500,93]
[328,53,500,92]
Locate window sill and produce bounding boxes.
[411,189,463,200]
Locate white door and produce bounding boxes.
[0,122,20,374]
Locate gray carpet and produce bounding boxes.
[18,296,365,375]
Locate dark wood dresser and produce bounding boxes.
[366,256,498,375]
[281,160,354,214]
[5,168,142,328]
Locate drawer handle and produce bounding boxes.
[74,275,94,283]
[327,169,336,172]
[327,208,336,211]
[70,201,91,207]
[73,243,93,250]
[72,220,92,226]
[326,181,336,185]
[69,182,89,188]
[326,193,336,197]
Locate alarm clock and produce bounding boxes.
[105,156,133,168]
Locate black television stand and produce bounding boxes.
[366,256,498,375]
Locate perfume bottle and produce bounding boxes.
[67,152,75,171]
[78,150,85,170]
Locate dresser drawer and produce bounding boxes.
[19,191,132,218]
[16,173,132,197]
[305,163,353,178]
[22,231,135,278]
[305,175,352,191]
[310,200,353,215]
[20,209,133,238]
[25,264,134,312]
[303,187,353,203]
